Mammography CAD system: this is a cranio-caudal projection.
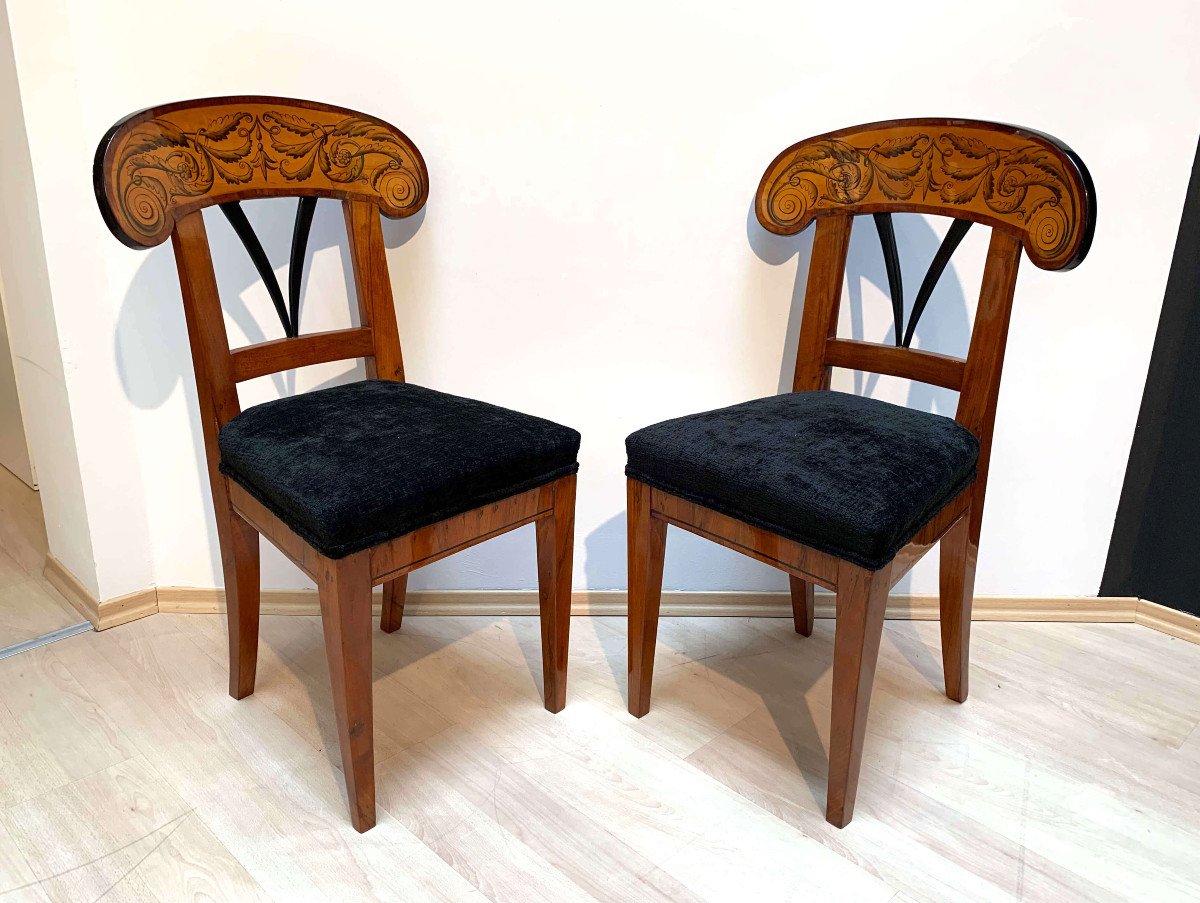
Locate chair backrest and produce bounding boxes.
[755,117,1095,534]
[94,95,429,450]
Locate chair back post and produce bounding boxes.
[792,215,853,392]
[171,211,242,432]
[343,199,405,381]
[955,227,1023,540]
[169,208,253,594]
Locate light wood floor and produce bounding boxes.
[1,611,1198,902]
[0,466,85,650]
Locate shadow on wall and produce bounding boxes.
[113,198,425,586]
[584,205,972,595]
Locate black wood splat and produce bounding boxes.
[872,214,904,345]
[289,197,317,336]
[870,213,973,348]
[219,198,318,338]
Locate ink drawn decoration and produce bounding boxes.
[94,96,429,249]
[755,118,1094,273]
[94,96,430,337]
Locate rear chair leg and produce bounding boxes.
[380,575,407,633]
[317,551,376,832]
[789,575,815,636]
[627,479,667,718]
[220,505,260,700]
[535,474,576,713]
[826,562,890,828]
[939,513,977,703]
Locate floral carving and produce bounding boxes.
[111,108,425,243]
[761,127,1083,266]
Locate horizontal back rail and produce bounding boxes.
[823,338,965,391]
[229,327,376,383]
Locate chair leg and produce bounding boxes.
[939,513,977,703]
[627,478,667,718]
[788,575,815,636]
[535,474,576,714]
[826,562,890,828]
[380,575,407,634]
[316,551,376,833]
[219,507,260,700]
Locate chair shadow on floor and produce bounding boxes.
[579,513,830,802]
[254,612,515,777]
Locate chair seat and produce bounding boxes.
[219,380,580,559]
[625,390,979,570]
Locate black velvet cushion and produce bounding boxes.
[219,380,580,559]
[625,390,979,569]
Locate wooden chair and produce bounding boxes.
[625,118,1095,827]
[94,96,580,832]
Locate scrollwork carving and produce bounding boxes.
[96,98,429,247]
[756,120,1093,270]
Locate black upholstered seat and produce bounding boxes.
[625,390,979,569]
[219,380,580,559]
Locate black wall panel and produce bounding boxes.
[1102,134,1200,614]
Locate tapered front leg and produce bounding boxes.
[939,512,977,703]
[789,575,815,637]
[535,474,576,713]
[627,479,667,718]
[317,551,376,832]
[380,575,407,634]
[218,502,260,700]
[826,562,890,828]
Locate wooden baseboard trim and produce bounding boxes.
[44,577,1195,646]
[96,588,160,630]
[1135,599,1200,644]
[155,587,1140,623]
[42,555,159,631]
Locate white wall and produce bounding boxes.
[3,0,1198,598]
[0,0,100,595]
[0,278,36,488]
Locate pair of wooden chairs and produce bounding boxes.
[94,97,1094,833]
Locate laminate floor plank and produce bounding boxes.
[185,757,483,902]
[0,552,82,651]
[0,646,135,810]
[0,469,83,650]
[0,466,47,578]
[0,612,1197,901]
[0,818,52,903]
[187,612,455,767]
[1,756,202,903]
